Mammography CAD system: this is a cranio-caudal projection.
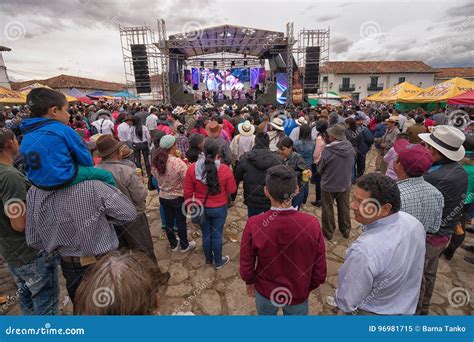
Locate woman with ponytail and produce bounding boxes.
[152,135,196,254]
[184,138,237,269]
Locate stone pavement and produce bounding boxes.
[2,150,473,315]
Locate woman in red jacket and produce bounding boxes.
[184,139,237,269]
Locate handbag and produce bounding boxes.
[191,191,209,225]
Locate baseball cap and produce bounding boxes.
[397,144,433,177]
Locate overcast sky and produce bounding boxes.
[1,0,473,83]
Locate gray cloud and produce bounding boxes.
[316,14,338,22]
[445,2,474,17]
[331,36,353,54]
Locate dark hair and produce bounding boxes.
[203,139,221,195]
[297,124,310,141]
[396,132,408,140]
[132,116,143,141]
[254,131,269,148]
[345,117,357,131]
[415,115,424,124]
[27,88,67,118]
[316,120,328,135]
[151,129,165,148]
[116,113,126,124]
[265,165,297,203]
[177,125,186,135]
[355,173,401,214]
[152,146,171,175]
[277,137,293,150]
[0,129,15,152]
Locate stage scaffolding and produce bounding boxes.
[120,21,329,105]
[119,25,161,100]
[295,28,330,99]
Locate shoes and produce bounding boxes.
[171,238,181,252]
[342,231,350,239]
[443,250,454,261]
[216,256,230,269]
[464,256,474,265]
[180,240,196,254]
[465,227,474,234]
[461,245,474,253]
[311,200,321,207]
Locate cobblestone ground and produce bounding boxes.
[3,150,473,315]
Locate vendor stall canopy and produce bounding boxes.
[166,24,286,58]
[398,77,474,103]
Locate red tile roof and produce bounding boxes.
[10,74,126,92]
[434,67,474,79]
[321,61,436,74]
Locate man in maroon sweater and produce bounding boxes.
[240,165,327,315]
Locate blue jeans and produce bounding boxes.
[9,251,60,315]
[247,207,268,218]
[201,206,227,265]
[255,291,308,316]
[292,183,308,210]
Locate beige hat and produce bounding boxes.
[386,115,400,123]
[296,117,308,126]
[419,125,466,162]
[238,120,255,136]
[270,117,284,131]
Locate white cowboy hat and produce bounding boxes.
[385,115,400,122]
[296,117,308,126]
[270,117,284,131]
[238,120,255,136]
[419,125,465,162]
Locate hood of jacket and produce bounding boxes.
[246,148,282,170]
[325,139,355,158]
[19,117,59,133]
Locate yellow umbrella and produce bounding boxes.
[365,82,422,103]
[18,83,78,102]
[0,86,26,104]
[398,77,474,103]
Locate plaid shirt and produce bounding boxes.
[397,177,444,234]
[175,133,190,156]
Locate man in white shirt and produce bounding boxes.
[92,111,115,136]
[118,115,133,142]
[145,108,158,132]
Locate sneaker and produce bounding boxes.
[216,256,230,269]
[311,200,321,207]
[461,245,474,253]
[171,244,179,252]
[464,256,474,265]
[180,240,196,254]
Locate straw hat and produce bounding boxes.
[419,125,466,162]
[95,135,125,157]
[205,121,223,138]
[270,117,284,131]
[186,106,197,115]
[238,120,255,137]
[296,117,308,126]
[386,115,400,123]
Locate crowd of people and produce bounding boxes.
[0,87,472,316]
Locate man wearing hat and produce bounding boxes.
[376,115,400,174]
[184,106,197,133]
[395,144,444,234]
[289,116,308,142]
[416,125,468,315]
[117,115,133,142]
[205,121,232,165]
[91,110,115,136]
[95,135,163,269]
[268,117,286,152]
[318,124,356,240]
[230,120,255,165]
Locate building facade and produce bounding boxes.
[321,61,437,102]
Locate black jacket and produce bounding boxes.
[423,160,468,237]
[234,147,283,209]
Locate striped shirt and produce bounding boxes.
[26,181,137,257]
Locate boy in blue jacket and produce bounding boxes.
[20,88,114,189]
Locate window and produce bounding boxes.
[398,77,405,83]
[370,76,379,87]
[342,77,350,87]
[322,76,328,82]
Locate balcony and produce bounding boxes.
[367,83,384,91]
[339,83,355,92]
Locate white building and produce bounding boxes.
[0,46,11,89]
[320,61,436,102]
